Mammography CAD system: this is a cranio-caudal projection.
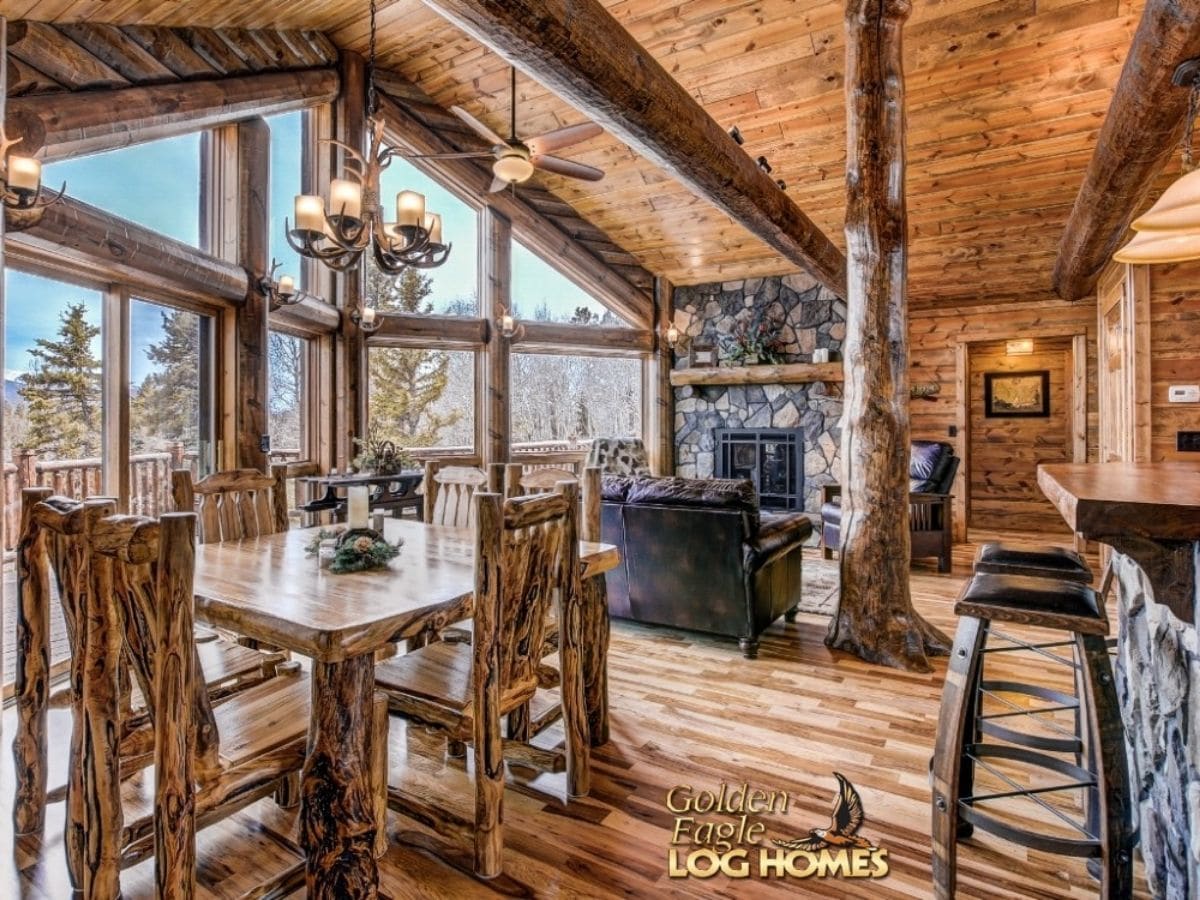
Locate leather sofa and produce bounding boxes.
[820,440,958,573]
[599,474,813,658]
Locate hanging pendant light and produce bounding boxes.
[1116,60,1200,262]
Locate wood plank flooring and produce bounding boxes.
[1,536,1149,898]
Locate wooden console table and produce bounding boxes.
[298,470,424,521]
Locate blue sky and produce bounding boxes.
[6,115,627,385]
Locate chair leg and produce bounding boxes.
[472,695,504,878]
[931,615,987,900]
[506,704,531,742]
[371,692,389,860]
[739,637,759,659]
[275,772,301,809]
[1076,634,1135,898]
[784,604,800,623]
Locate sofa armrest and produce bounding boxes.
[744,512,813,573]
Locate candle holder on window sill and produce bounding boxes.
[349,302,383,334]
[260,259,305,310]
[496,305,526,341]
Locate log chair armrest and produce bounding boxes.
[744,513,813,574]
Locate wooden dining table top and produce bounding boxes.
[192,518,620,663]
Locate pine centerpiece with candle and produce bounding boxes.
[305,526,403,574]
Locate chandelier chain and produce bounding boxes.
[367,0,379,117]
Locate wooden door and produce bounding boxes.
[1096,265,1150,463]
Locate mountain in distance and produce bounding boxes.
[5,378,23,406]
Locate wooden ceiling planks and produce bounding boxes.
[0,0,1160,303]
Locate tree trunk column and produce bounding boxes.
[827,0,949,671]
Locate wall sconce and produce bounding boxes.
[665,322,680,351]
[1005,339,1034,356]
[1,128,65,231]
[349,301,382,334]
[260,259,302,309]
[496,305,525,341]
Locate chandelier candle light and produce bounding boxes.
[285,0,451,277]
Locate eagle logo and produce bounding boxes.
[772,772,876,852]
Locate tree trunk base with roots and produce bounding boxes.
[825,601,951,673]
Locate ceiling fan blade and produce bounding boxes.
[402,151,493,160]
[530,154,605,182]
[488,176,510,193]
[449,105,507,148]
[525,122,603,157]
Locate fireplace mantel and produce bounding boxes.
[670,362,844,386]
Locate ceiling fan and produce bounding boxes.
[407,67,605,192]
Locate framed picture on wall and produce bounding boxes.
[984,370,1050,418]
[688,341,717,368]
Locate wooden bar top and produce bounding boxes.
[1037,462,1200,542]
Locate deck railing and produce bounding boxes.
[408,439,591,474]
[2,446,302,550]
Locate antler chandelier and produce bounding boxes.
[285,0,450,275]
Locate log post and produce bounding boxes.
[580,466,610,745]
[652,276,675,476]
[827,0,950,671]
[481,206,512,467]
[237,116,270,471]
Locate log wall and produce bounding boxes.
[967,337,1073,534]
[1146,261,1200,462]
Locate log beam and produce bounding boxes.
[8,195,249,302]
[7,67,339,162]
[1052,0,1200,300]
[513,321,652,355]
[375,89,652,328]
[826,0,949,671]
[419,0,847,298]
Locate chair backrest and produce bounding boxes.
[424,460,488,527]
[518,466,579,495]
[473,484,579,707]
[587,437,651,476]
[88,508,210,896]
[172,466,288,544]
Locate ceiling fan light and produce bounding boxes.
[1132,168,1200,231]
[494,153,534,184]
[1114,228,1200,264]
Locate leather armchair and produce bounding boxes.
[600,474,813,658]
[820,440,958,573]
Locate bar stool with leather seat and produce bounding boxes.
[931,572,1135,899]
[972,541,1093,583]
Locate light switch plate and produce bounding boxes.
[1168,385,1200,403]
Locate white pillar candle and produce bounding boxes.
[294,194,326,231]
[500,313,516,336]
[347,486,370,529]
[7,156,41,193]
[424,212,443,243]
[277,274,296,296]
[360,306,376,326]
[396,190,426,227]
[329,178,363,220]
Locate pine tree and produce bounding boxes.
[19,302,102,458]
[131,309,200,451]
[366,264,462,447]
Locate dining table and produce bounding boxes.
[191,516,619,899]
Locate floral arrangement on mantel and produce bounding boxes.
[720,307,787,366]
[352,425,416,475]
[305,526,403,574]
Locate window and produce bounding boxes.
[511,239,630,326]
[371,158,478,315]
[269,330,308,462]
[129,299,215,512]
[3,272,104,496]
[510,352,641,446]
[267,112,305,281]
[368,346,475,453]
[44,134,202,245]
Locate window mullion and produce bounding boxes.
[102,285,131,511]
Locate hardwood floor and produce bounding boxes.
[2,537,1149,898]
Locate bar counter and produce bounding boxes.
[1038,462,1199,897]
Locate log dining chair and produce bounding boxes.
[374,485,589,879]
[423,459,489,527]
[10,488,284,844]
[76,504,389,897]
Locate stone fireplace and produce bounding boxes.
[715,427,804,510]
[672,272,845,529]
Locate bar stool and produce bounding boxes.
[972,541,1093,583]
[931,572,1135,899]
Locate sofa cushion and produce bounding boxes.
[601,474,637,502]
[625,475,759,528]
[910,440,955,493]
[820,497,843,527]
